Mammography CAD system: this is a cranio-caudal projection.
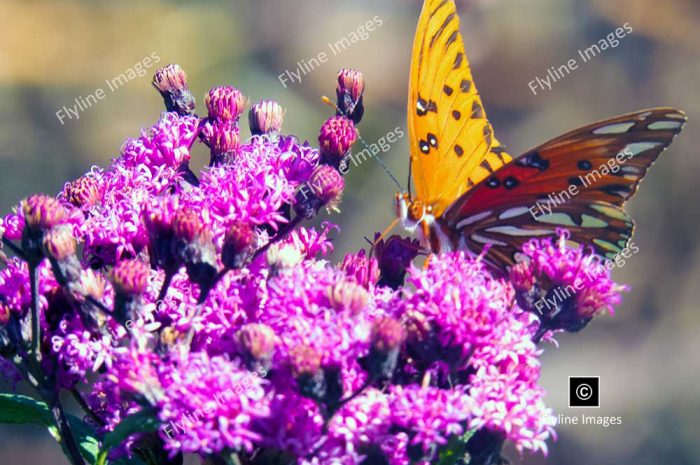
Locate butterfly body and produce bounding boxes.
[401,0,686,272]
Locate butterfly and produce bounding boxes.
[397,0,686,273]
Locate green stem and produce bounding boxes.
[2,236,26,259]
[47,392,87,465]
[29,263,41,367]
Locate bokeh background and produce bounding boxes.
[1,0,699,464]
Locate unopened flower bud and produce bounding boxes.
[289,344,322,379]
[170,209,217,290]
[142,197,179,272]
[112,260,149,296]
[327,280,369,315]
[336,69,364,124]
[111,260,149,326]
[367,317,406,379]
[222,222,255,269]
[371,317,406,353]
[72,268,108,331]
[375,234,420,289]
[294,165,344,219]
[289,344,331,403]
[266,243,303,272]
[22,195,66,231]
[172,209,206,244]
[77,269,107,302]
[63,176,100,208]
[42,225,77,261]
[319,116,357,168]
[236,323,275,371]
[201,120,240,164]
[42,225,82,287]
[152,64,196,115]
[249,100,285,135]
[205,86,247,122]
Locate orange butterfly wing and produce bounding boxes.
[407,0,512,217]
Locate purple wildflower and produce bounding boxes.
[510,229,629,334]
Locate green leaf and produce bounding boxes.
[0,393,147,465]
[96,408,160,465]
[437,428,478,465]
[0,393,61,441]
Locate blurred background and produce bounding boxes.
[1,0,699,464]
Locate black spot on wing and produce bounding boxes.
[419,140,430,154]
[454,145,464,157]
[503,176,519,189]
[486,177,500,188]
[430,12,456,48]
[454,52,464,69]
[569,176,584,186]
[443,85,453,96]
[471,101,483,119]
[598,184,631,197]
[480,160,494,174]
[578,160,592,170]
[515,151,549,171]
[427,133,438,148]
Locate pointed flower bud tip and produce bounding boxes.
[375,234,420,289]
[319,116,357,167]
[289,344,322,378]
[152,64,196,115]
[222,221,254,269]
[172,208,206,243]
[42,225,77,261]
[249,100,285,135]
[201,120,240,160]
[236,323,276,361]
[111,259,149,296]
[294,165,344,218]
[336,69,364,124]
[371,317,406,353]
[327,280,369,315]
[205,86,248,122]
[63,176,100,208]
[153,64,189,94]
[22,194,67,230]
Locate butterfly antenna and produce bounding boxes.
[321,95,403,191]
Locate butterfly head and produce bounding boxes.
[395,192,435,233]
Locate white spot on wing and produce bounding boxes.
[581,214,608,228]
[537,213,577,226]
[485,226,552,236]
[499,207,531,220]
[456,211,492,229]
[471,234,507,246]
[593,122,635,134]
[624,142,662,156]
[648,121,683,130]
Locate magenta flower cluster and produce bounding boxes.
[0,64,627,465]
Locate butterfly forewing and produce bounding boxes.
[408,0,513,216]
[442,108,687,271]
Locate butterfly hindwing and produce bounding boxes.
[442,108,687,271]
[408,0,513,216]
